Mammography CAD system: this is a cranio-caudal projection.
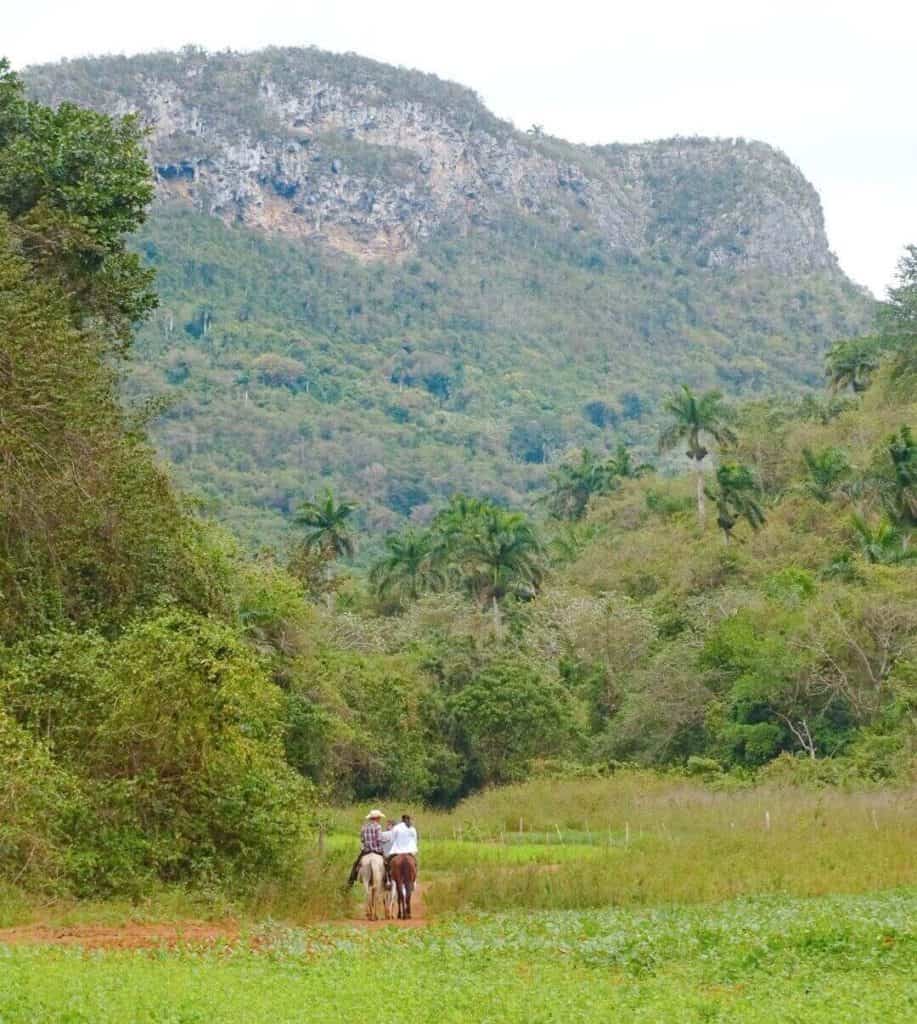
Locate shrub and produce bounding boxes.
[0,709,84,889]
[0,610,311,893]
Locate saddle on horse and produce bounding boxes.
[347,849,392,888]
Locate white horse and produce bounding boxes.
[356,852,386,920]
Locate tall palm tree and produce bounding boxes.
[464,506,543,633]
[370,528,443,606]
[433,500,542,632]
[608,442,653,480]
[429,494,487,584]
[545,444,652,521]
[293,489,357,559]
[825,337,881,394]
[658,385,737,527]
[705,463,765,543]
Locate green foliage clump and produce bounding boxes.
[284,648,460,803]
[1,611,309,894]
[447,660,578,787]
[0,59,155,348]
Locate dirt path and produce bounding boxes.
[0,883,430,948]
[339,880,428,929]
[0,920,241,950]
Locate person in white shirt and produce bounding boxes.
[388,814,419,859]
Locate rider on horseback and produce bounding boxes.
[346,810,418,888]
[346,808,388,888]
[387,814,419,918]
[388,814,418,862]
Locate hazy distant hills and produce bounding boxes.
[25,47,873,548]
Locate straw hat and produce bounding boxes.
[365,809,384,819]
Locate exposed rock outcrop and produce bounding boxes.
[25,47,838,271]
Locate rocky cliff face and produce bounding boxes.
[25,47,837,272]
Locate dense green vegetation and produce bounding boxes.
[0,59,913,910]
[0,61,311,895]
[122,207,870,550]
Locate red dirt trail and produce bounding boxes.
[334,881,428,930]
[0,884,428,949]
[0,920,241,950]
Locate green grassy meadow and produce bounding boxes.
[2,777,915,1022]
[1,891,914,1023]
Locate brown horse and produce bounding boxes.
[388,853,417,919]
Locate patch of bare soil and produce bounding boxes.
[342,881,428,929]
[0,920,240,950]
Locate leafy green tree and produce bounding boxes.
[825,337,882,395]
[881,244,917,377]
[801,446,852,503]
[293,489,357,559]
[850,514,916,566]
[700,610,851,766]
[285,649,446,801]
[447,661,574,786]
[0,59,156,350]
[0,214,219,638]
[370,528,443,606]
[0,65,197,637]
[658,385,737,526]
[705,463,765,543]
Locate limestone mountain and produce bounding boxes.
[24,47,873,548]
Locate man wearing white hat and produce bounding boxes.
[346,808,388,888]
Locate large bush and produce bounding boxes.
[0,610,310,893]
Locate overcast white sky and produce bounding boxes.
[6,0,915,295]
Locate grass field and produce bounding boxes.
[2,776,915,1022]
[1,891,914,1022]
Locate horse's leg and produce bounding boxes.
[407,864,416,918]
[366,879,376,921]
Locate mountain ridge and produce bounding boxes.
[22,47,874,548]
[25,47,843,273]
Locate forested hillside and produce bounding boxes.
[24,48,872,548]
[1,57,912,904]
